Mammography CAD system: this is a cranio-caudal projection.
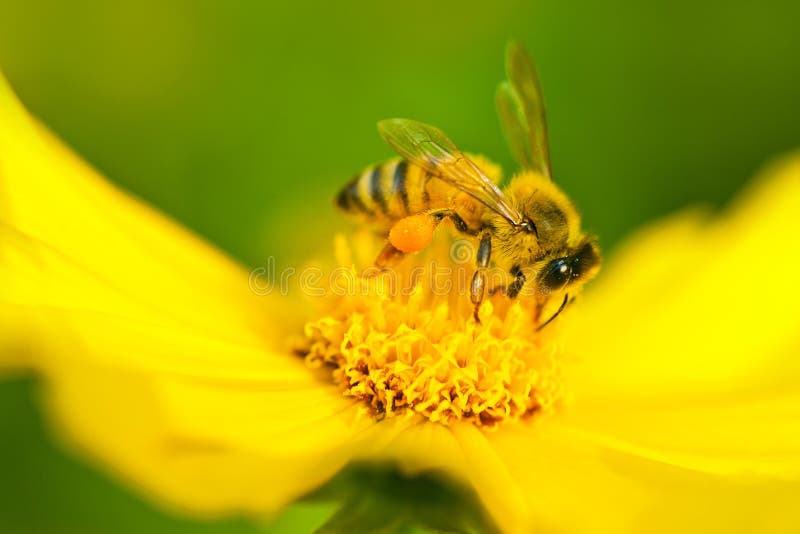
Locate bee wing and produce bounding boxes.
[496,81,535,171]
[496,41,552,178]
[378,118,523,225]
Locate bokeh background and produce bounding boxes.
[1,0,799,532]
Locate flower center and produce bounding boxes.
[295,233,566,429]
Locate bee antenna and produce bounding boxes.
[536,293,569,332]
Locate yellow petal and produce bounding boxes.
[44,362,363,516]
[0,224,308,381]
[0,72,303,369]
[355,419,531,534]
[370,416,799,533]
[481,422,799,534]
[567,155,800,398]
[449,423,532,533]
[562,387,800,479]
[156,374,377,457]
[553,156,800,501]
[0,72,367,514]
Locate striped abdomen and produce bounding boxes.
[335,159,440,222]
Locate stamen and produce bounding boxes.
[295,233,567,428]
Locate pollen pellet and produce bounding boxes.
[388,214,437,253]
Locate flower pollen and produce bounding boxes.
[297,233,566,429]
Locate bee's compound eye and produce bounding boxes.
[570,241,600,279]
[541,258,571,292]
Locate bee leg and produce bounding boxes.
[486,267,526,298]
[505,266,527,299]
[470,230,492,322]
[445,212,479,236]
[487,284,506,296]
[420,208,479,235]
[374,242,406,270]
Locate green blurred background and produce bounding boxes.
[1,0,798,532]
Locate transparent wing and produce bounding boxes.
[378,119,521,224]
[497,41,551,177]
[377,118,522,225]
[496,81,535,171]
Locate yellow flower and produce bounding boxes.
[2,71,799,533]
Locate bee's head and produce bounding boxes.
[490,172,585,266]
[506,172,582,244]
[537,239,601,296]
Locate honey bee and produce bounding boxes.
[335,42,601,328]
